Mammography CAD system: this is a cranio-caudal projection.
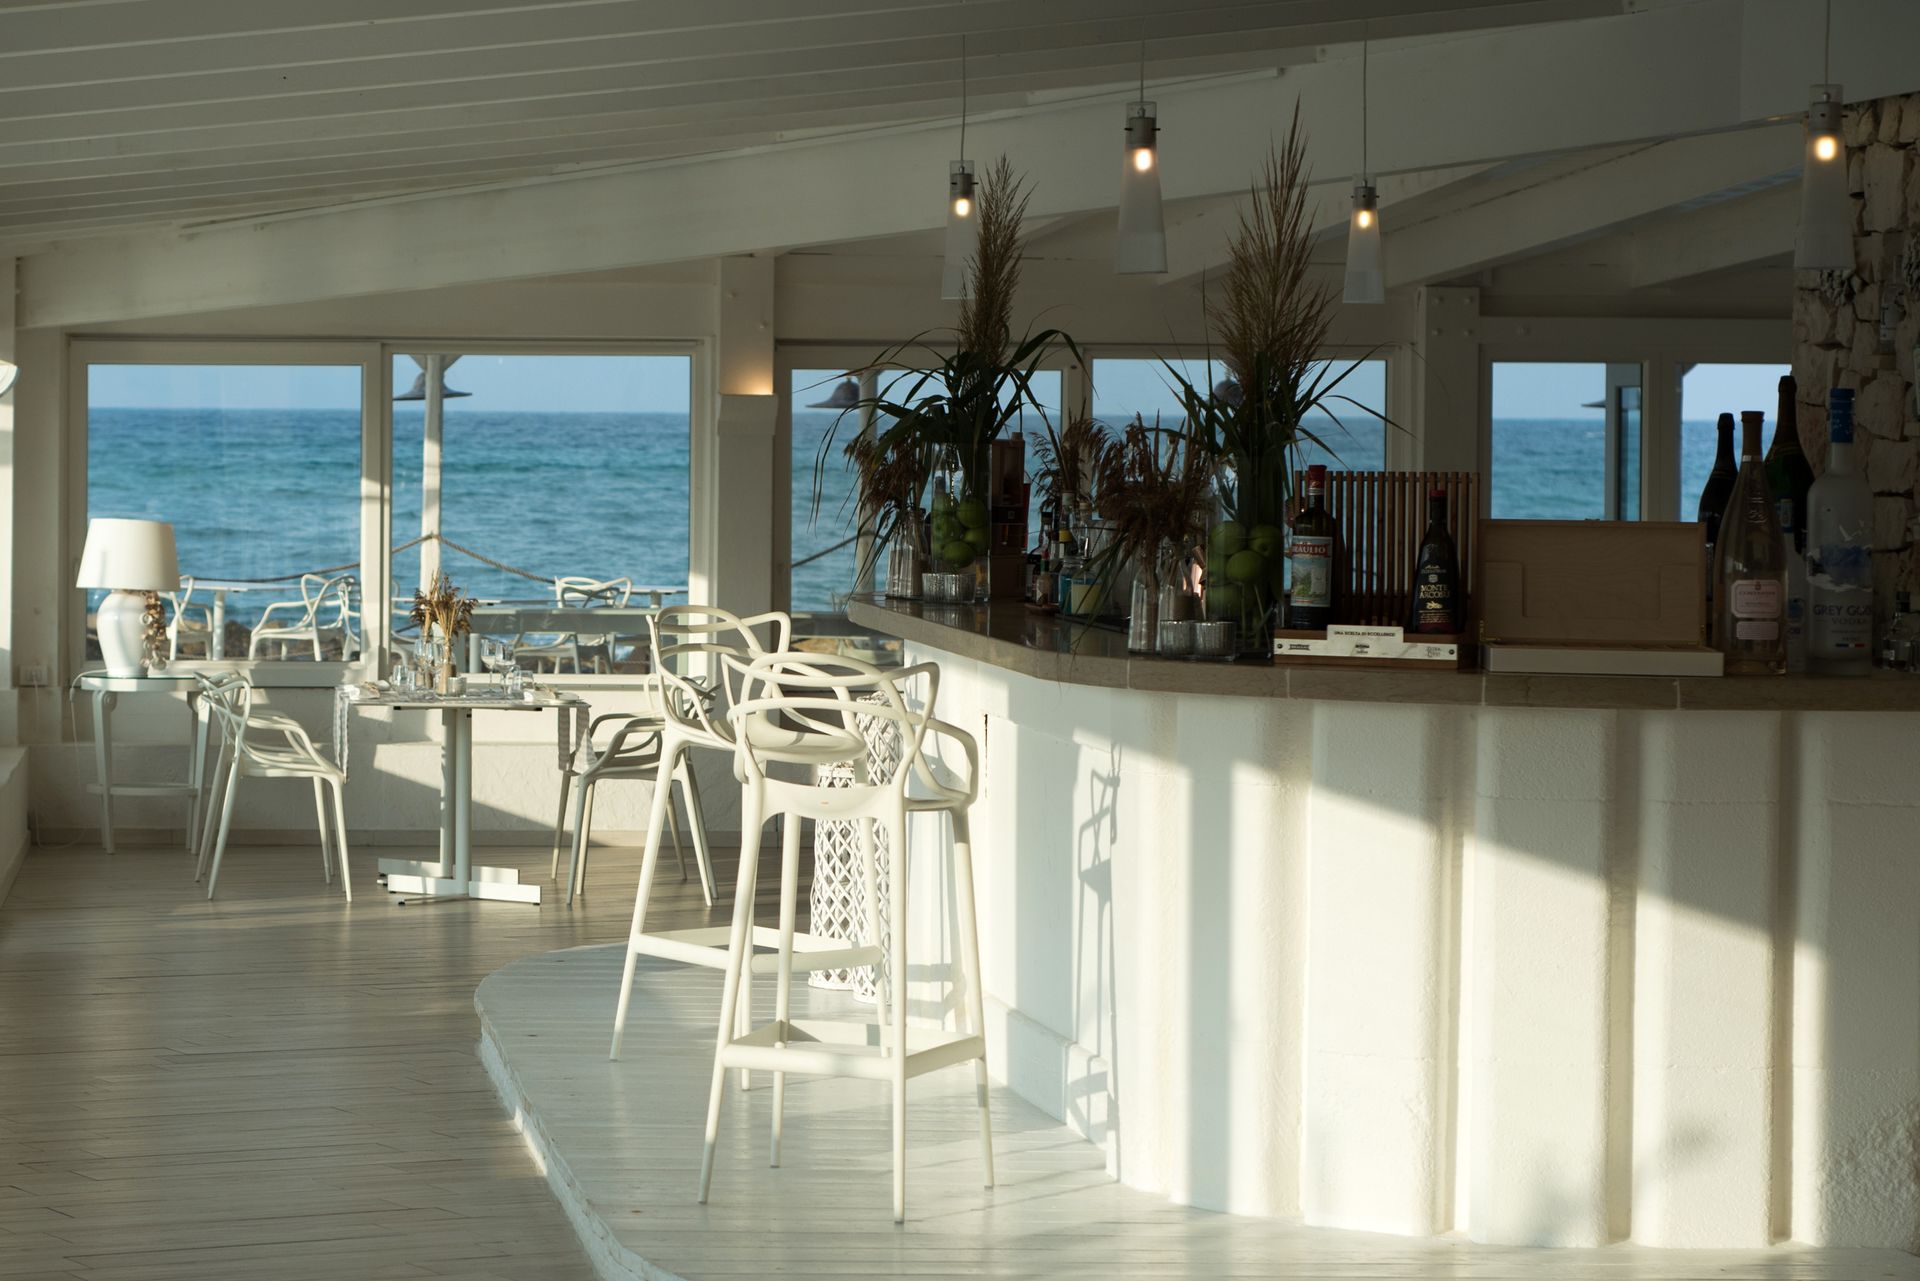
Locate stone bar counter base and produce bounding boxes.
[859,600,1920,1251]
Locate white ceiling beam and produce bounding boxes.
[21,0,1920,327]
[1625,181,1797,289]
[1380,124,1801,289]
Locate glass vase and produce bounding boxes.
[1202,500,1282,659]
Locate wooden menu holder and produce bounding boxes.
[1286,468,1480,627]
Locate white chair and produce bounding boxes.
[516,576,631,674]
[186,671,305,858]
[195,673,351,901]
[553,693,714,909]
[697,652,992,1223]
[165,576,216,660]
[610,605,808,1059]
[248,573,359,660]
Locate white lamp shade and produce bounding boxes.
[1343,184,1384,304]
[941,159,979,300]
[1794,86,1852,271]
[76,518,179,591]
[1115,101,1166,274]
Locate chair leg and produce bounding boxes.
[858,815,888,1046]
[666,785,688,883]
[187,709,210,854]
[205,761,242,901]
[195,738,233,882]
[950,808,994,1187]
[312,778,333,883]
[771,811,803,1167]
[678,755,717,907]
[609,744,684,1060]
[699,784,763,1204]
[330,780,352,901]
[565,775,594,906]
[886,812,910,1223]
[549,772,573,882]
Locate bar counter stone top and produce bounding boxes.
[849,597,1920,712]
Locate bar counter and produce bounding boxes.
[864,598,1920,1252]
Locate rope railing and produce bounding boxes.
[180,533,642,589]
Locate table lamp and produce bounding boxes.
[76,518,179,677]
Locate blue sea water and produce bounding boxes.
[87,407,1730,623]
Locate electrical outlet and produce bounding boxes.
[19,663,47,688]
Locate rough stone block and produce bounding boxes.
[1900,93,1920,144]
[1857,376,1910,439]
[1851,278,1880,324]
[1863,145,1911,232]
[1872,495,1914,550]
[1845,102,1877,148]
[1869,438,1918,493]
[1850,319,1884,373]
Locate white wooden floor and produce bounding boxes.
[485,945,1920,1281]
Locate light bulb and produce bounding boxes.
[1813,133,1839,162]
[1132,147,1154,173]
[1356,208,1374,230]
[953,196,972,218]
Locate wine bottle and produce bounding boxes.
[1806,387,1874,676]
[1697,412,1737,641]
[1765,375,1815,553]
[1407,488,1462,634]
[1778,498,1809,674]
[1287,464,1336,630]
[1714,411,1787,675]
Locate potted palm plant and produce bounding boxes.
[1165,110,1383,656]
[1091,415,1212,652]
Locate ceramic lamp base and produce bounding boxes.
[96,589,148,677]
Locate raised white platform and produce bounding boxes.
[477,944,1920,1281]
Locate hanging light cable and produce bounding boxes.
[1794,0,1851,271]
[1115,41,1167,274]
[940,34,979,300]
[1344,24,1384,304]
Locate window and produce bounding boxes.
[1489,362,1614,520]
[1679,364,1791,517]
[1090,356,1387,471]
[85,360,366,663]
[390,352,692,673]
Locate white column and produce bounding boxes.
[1302,701,1457,1236]
[1631,711,1780,1247]
[1410,285,1482,479]
[691,256,778,616]
[0,257,15,745]
[1468,708,1618,1246]
[1791,712,1920,1249]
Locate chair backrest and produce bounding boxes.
[722,652,942,794]
[195,670,253,750]
[646,605,791,744]
[554,576,633,607]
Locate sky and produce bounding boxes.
[1490,361,1790,421]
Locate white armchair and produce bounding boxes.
[165,576,217,660]
[248,573,360,661]
[514,576,632,674]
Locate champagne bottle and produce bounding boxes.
[1765,375,1815,553]
[1778,498,1809,674]
[1407,488,1462,634]
[1806,387,1874,676]
[1697,413,1737,641]
[1715,411,1787,675]
[1287,465,1336,630]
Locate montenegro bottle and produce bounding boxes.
[1287,464,1336,630]
[1407,488,1462,634]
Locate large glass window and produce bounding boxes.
[391,352,691,673]
[86,363,364,662]
[1090,356,1387,471]
[1489,362,1609,519]
[1679,363,1792,518]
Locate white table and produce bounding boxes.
[335,685,586,906]
[78,670,205,855]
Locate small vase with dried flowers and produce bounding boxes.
[409,570,476,693]
[1091,414,1213,653]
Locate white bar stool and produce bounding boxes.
[698,652,993,1224]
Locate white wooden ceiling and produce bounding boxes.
[0,0,1627,243]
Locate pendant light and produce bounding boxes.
[1115,42,1167,275]
[941,35,979,300]
[1343,25,1384,304]
[1794,1,1851,271]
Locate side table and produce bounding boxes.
[77,670,204,854]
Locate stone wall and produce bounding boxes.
[1791,90,1920,631]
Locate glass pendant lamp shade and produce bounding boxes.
[1794,84,1852,271]
[1343,182,1384,304]
[1115,101,1166,274]
[941,159,979,300]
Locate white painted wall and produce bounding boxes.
[901,641,1920,1251]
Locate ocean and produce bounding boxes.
[87,407,1730,623]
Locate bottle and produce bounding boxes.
[1881,591,1916,671]
[1697,412,1738,640]
[1805,387,1874,676]
[1778,498,1809,673]
[1765,375,1815,553]
[1287,464,1337,630]
[1058,528,1083,616]
[1407,487,1462,634]
[1714,410,1787,675]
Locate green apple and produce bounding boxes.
[956,497,989,530]
[940,539,976,568]
[964,526,991,553]
[1226,548,1267,584]
[1209,520,1248,556]
[1207,582,1243,615]
[1249,524,1285,558]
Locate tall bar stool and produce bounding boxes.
[698,652,993,1224]
[608,605,802,1059]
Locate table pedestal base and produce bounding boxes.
[377,856,541,905]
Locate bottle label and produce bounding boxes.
[1411,572,1457,633]
[1289,535,1333,609]
[1731,578,1781,640]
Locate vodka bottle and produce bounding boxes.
[1713,411,1787,675]
[1805,387,1874,676]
